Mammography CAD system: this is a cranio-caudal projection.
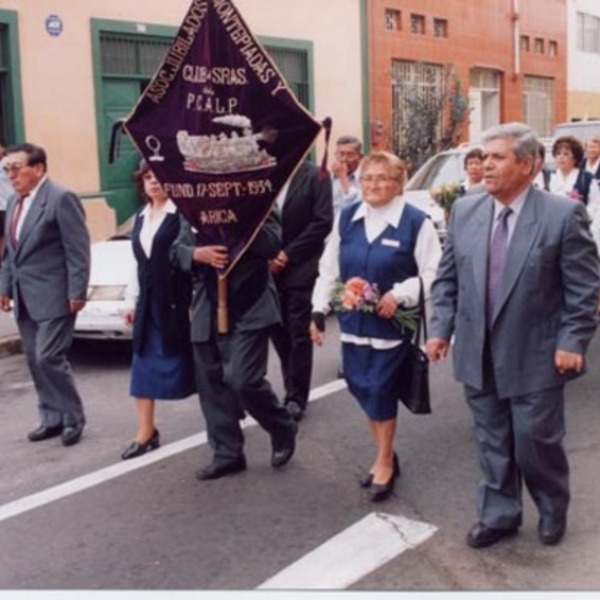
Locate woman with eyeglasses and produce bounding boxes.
[310,151,442,502]
[120,161,194,460]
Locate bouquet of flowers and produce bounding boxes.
[331,276,419,332]
[430,181,462,213]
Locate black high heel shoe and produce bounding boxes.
[360,453,400,489]
[368,453,400,502]
[121,428,160,460]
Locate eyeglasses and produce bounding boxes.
[359,175,396,184]
[2,162,26,174]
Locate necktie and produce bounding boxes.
[486,207,512,326]
[9,195,26,248]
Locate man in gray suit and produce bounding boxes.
[172,210,297,480]
[426,123,599,548]
[0,143,90,446]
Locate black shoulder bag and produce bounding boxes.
[397,277,432,414]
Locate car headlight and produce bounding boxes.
[87,285,127,301]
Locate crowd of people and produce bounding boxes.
[1,122,599,549]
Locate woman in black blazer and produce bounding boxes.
[121,161,194,460]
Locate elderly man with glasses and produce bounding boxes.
[0,143,90,447]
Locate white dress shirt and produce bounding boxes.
[14,175,48,241]
[125,199,177,308]
[549,168,600,221]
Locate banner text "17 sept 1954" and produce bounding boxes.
[163,179,273,199]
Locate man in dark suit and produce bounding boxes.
[172,210,297,480]
[426,123,599,548]
[0,143,90,446]
[269,161,333,421]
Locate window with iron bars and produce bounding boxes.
[100,34,310,109]
[523,76,554,137]
[391,60,446,157]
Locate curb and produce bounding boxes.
[0,335,22,358]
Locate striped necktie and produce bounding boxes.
[486,206,512,326]
[9,195,27,247]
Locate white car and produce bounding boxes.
[403,140,555,240]
[403,146,475,240]
[74,220,135,340]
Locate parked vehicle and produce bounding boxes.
[553,120,600,144]
[403,145,475,238]
[74,219,135,340]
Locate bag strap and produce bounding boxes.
[414,277,427,346]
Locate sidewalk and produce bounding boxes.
[0,310,21,357]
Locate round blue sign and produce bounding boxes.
[45,15,63,37]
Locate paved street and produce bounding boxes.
[0,317,599,593]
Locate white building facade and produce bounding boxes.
[568,0,600,121]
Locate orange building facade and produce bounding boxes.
[365,0,567,152]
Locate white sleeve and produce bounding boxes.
[311,213,341,313]
[391,218,442,306]
[587,178,600,222]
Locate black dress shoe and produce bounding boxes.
[466,522,519,548]
[360,453,400,489]
[28,424,63,442]
[61,422,85,447]
[285,401,305,422]
[196,456,247,481]
[538,517,566,545]
[271,424,297,468]
[121,429,160,460]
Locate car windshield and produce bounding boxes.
[406,153,466,191]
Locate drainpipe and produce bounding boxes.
[513,0,520,76]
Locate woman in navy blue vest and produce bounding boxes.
[310,152,442,501]
[121,162,194,460]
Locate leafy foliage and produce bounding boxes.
[394,64,469,174]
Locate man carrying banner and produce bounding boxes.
[120,0,324,478]
[172,211,298,480]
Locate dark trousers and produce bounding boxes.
[270,286,313,409]
[18,308,85,428]
[193,326,294,462]
[464,343,569,528]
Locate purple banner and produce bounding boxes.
[124,0,322,276]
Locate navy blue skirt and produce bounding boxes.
[130,306,195,400]
[342,341,409,421]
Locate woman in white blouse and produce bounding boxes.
[549,136,600,214]
[121,162,194,460]
[310,152,442,502]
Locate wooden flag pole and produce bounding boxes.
[217,275,229,334]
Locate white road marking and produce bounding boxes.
[0,379,348,524]
[258,512,438,590]
[8,382,35,390]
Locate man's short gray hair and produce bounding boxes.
[481,122,538,162]
[336,135,362,154]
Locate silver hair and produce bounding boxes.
[480,122,539,161]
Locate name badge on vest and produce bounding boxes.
[381,238,400,248]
